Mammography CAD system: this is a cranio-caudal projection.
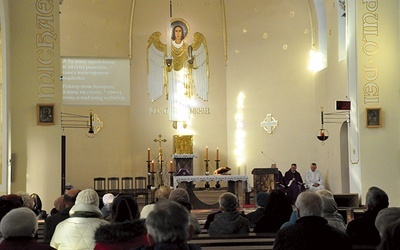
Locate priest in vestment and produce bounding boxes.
[284,163,305,204]
[304,163,325,190]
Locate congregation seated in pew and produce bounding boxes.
[207,192,250,236]
[273,190,352,250]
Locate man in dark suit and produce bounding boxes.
[43,189,80,244]
[273,190,352,250]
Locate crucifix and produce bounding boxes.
[153,134,167,186]
[261,114,278,134]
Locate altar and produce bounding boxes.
[173,175,251,209]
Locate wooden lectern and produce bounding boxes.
[252,168,279,197]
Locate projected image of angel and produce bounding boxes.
[147,18,209,129]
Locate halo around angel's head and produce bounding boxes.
[170,18,189,41]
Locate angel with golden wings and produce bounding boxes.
[147,18,209,129]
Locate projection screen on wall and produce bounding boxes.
[62,57,130,106]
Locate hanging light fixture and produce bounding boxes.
[317,106,350,144]
[61,111,103,137]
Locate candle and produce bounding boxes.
[151,161,155,172]
[170,161,174,172]
[147,148,150,161]
[216,148,219,160]
[206,146,209,160]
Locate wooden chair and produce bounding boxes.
[134,176,149,205]
[121,176,134,194]
[107,177,120,195]
[94,177,107,197]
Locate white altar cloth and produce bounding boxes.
[173,175,251,192]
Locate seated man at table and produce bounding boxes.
[208,192,249,236]
[284,163,305,204]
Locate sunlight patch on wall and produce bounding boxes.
[234,92,246,168]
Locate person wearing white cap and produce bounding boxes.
[50,189,109,250]
[100,193,115,220]
[0,207,54,249]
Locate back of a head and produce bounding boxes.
[315,189,334,199]
[256,192,270,208]
[0,207,38,239]
[75,188,99,207]
[375,207,400,236]
[264,189,291,215]
[219,192,238,212]
[366,186,389,211]
[155,186,172,201]
[64,189,81,207]
[102,193,115,207]
[16,191,34,209]
[295,190,323,217]
[320,196,338,214]
[146,200,190,244]
[169,188,191,211]
[111,195,139,222]
[0,194,23,221]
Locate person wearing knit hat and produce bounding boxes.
[169,188,201,234]
[75,188,100,206]
[43,189,81,244]
[50,189,109,249]
[247,192,270,227]
[0,207,54,249]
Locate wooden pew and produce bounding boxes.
[188,233,275,250]
[36,219,45,243]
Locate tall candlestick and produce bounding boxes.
[151,161,155,172]
[147,148,150,161]
[216,148,219,160]
[170,161,173,172]
[206,146,209,160]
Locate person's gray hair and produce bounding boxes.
[0,207,38,238]
[16,191,34,209]
[295,190,323,217]
[375,207,400,236]
[366,186,389,210]
[146,200,190,243]
[219,192,238,212]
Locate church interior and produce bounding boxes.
[0,0,399,212]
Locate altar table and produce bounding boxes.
[173,175,250,209]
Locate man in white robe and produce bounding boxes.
[304,163,325,190]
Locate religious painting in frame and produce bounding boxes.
[37,103,55,125]
[366,107,381,128]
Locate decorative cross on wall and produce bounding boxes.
[261,114,278,134]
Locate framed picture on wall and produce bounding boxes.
[366,107,381,128]
[37,103,55,125]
